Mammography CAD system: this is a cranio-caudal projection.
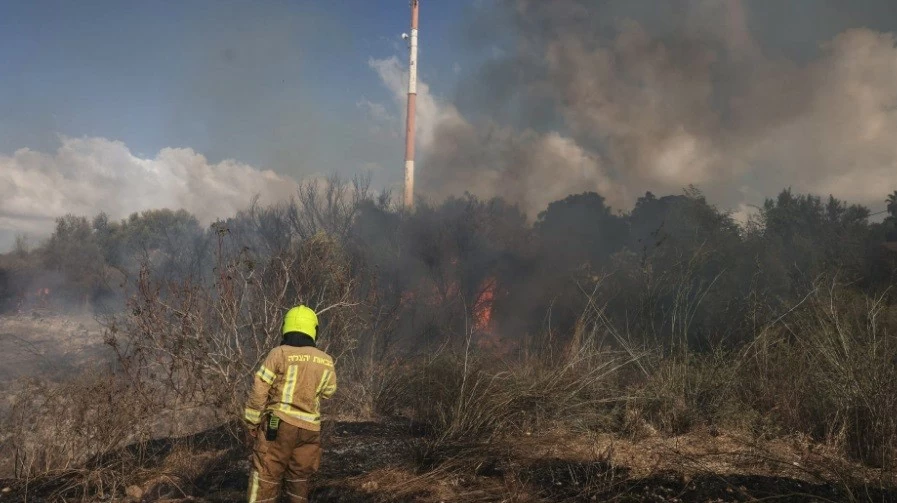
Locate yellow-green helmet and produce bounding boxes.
[282,305,318,340]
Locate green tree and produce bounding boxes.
[878,190,897,248]
[535,192,628,269]
[616,189,747,348]
[92,212,124,267]
[43,214,105,301]
[887,191,897,220]
[628,189,740,256]
[760,190,870,291]
[117,209,206,280]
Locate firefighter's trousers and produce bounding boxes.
[248,420,321,502]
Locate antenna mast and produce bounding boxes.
[403,0,419,210]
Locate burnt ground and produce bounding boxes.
[3,419,897,502]
[0,314,107,385]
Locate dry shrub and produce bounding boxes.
[382,333,635,469]
[375,280,897,477]
[0,217,374,496]
[738,283,897,467]
[106,230,366,433]
[1,371,244,500]
[327,357,408,420]
[567,277,897,470]
[0,371,154,497]
[628,349,747,436]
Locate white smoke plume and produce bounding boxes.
[0,136,297,239]
[367,56,620,216]
[538,9,897,209]
[370,0,897,217]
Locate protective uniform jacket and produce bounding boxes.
[244,344,337,431]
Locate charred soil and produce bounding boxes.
[3,419,897,502]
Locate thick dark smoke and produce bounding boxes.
[410,0,897,218]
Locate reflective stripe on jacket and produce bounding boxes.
[244,345,337,431]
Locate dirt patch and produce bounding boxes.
[520,458,629,500]
[593,472,897,502]
[322,420,424,479]
[0,313,108,384]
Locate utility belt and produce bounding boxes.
[261,412,281,441]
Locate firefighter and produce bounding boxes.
[244,305,337,502]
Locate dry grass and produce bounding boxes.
[325,282,897,501]
[4,276,897,501]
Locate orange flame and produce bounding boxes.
[399,275,515,356]
[473,277,497,334]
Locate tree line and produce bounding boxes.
[1,180,896,352]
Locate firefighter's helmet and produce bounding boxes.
[282,305,319,340]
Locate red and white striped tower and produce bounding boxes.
[403,0,419,210]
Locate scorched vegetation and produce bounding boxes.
[2,181,897,502]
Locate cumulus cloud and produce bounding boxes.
[0,136,297,238]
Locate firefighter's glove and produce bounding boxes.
[242,423,258,449]
[244,421,258,436]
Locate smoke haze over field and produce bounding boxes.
[4,1,897,250]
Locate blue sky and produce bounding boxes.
[0,0,466,174]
